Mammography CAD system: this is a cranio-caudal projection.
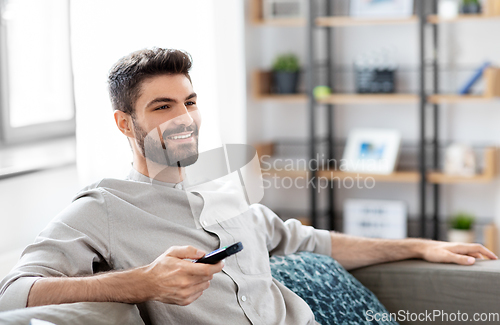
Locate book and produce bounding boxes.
[458,61,491,95]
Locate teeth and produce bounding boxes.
[169,133,192,140]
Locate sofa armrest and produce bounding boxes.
[350,259,500,324]
[0,302,144,325]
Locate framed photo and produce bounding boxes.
[344,199,407,239]
[262,0,305,20]
[342,128,401,174]
[350,0,414,18]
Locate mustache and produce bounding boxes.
[162,123,199,139]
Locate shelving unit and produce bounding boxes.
[249,0,499,238]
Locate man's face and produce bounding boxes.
[132,74,201,167]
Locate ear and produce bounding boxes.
[114,110,135,138]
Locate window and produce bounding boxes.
[0,0,75,145]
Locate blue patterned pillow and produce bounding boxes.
[269,252,398,325]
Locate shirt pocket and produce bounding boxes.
[219,214,271,275]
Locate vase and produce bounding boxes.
[273,71,299,94]
[461,3,481,14]
[447,229,475,243]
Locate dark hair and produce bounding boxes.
[108,48,192,116]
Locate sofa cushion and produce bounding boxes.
[269,252,398,325]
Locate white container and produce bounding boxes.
[447,229,475,243]
[439,0,459,19]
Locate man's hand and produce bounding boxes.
[418,241,498,266]
[27,245,223,307]
[143,246,224,306]
[330,232,499,270]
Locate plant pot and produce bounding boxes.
[461,3,481,14]
[447,229,475,243]
[273,71,299,94]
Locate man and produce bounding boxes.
[0,48,497,324]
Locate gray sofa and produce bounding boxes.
[0,259,498,325]
[351,259,500,325]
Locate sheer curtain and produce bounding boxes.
[70,0,246,185]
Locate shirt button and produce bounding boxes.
[201,220,208,227]
[241,296,247,302]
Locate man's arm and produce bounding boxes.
[27,246,223,307]
[329,232,498,270]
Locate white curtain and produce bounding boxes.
[70,0,246,185]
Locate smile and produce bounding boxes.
[167,132,193,140]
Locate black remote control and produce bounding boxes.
[194,242,243,264]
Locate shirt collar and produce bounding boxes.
[127,168,183,189]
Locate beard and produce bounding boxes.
[133,119,199,167]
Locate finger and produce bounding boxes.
[467,252,484,259]
[184,260,225,277]
[444,251,475,265]
[451,244,498,260]
[166,246,205,260]
[178,280,211,304]
[474,245,498,260]
[180,290,204,306]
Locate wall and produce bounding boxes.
[0,166,80,278]
[245,0,500,245]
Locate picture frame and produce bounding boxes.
[342,128,401,174]
[350,0,414,18]
[262,0,305,20]
[344,199,407,239]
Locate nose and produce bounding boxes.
[171,105,194,126]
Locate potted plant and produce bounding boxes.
[272,54,300,94]
[461,0,481,14]
[448,212,475,243]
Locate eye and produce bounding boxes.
[155,105,170,111]
[186,101,196,106]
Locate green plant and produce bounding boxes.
[463,0,479,5]
[272,54,300,73]
[449,212,475,230]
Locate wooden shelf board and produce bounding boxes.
[428,14,500,24]
[262,149,497,185]
[263,169,420,183]
[427,94,496,104]
[317,93,418,105]
[316,16,418,27]
[254,94,307,102]
[252,18,306,26]
[318,170,420,183]
[427,172,495,184]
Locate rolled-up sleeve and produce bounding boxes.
[0,189,111,311]
[249,204,331,257]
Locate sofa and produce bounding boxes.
[0,253,498,325]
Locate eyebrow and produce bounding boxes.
[146,92,197,109]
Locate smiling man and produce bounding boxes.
[0,48,497,325]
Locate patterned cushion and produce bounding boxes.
[269,252,399,325]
